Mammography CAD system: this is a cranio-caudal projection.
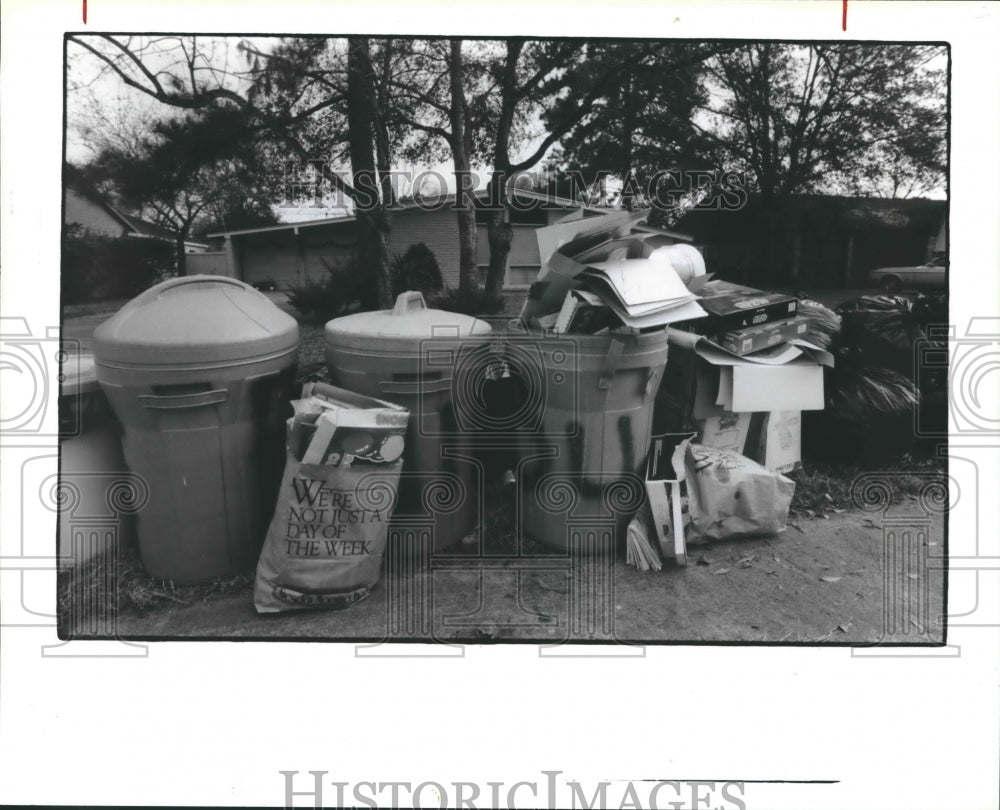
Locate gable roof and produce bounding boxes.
[66,182,197,243]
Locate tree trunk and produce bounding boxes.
[175,235,187,276]
[484,172,512,300]
[449,40,480,296]
[347,37,392,309]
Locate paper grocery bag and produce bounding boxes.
[254,453,403,613]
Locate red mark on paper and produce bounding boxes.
[842,0,847,31]
[83,0,87,24]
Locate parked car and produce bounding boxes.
[868,256,946,292]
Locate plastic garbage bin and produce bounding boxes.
[93,276,299,583]
[57,352,138,570]
[324,291,492,553]
[517,328,669,554]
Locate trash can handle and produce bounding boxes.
[137,389,229,409]
[392,291,427,315]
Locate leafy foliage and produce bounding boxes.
[390,242,444,297]
[694,43,946,197]
[426,286,504,316]
[61,228,175,303]
[286,257,371,324]
[288,242,446,323]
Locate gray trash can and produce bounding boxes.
[93,276,299,583]
[517,328,669,554]
[324,291,492,553]
[58,353,137,570]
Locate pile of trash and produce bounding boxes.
[519,210,834,478]
[514,209,834,570]
[803,292,947,465]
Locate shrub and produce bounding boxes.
[286,259,373,324]
[390,242,444,297]
[61,230,176,304]
[289,244,450,323]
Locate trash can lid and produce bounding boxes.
[93,276,299,368]
[324,291,492,353]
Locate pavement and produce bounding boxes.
[64,507,945,645]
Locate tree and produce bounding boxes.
[480,39,725,298]
[693,43,946,197]
[390,39,496,296]
[67,34,400,305]
[542,42,710,213]
[84,107,278,274]
[345,37,392,308]
[688,43,946,274]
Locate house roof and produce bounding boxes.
[206,186,694,242]
[66,182,195,244]
[115,210,181,241]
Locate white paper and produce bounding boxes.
[731,364,825,411]
[582,258,692,307]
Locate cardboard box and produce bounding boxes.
[695,406,752,455]
[645,432,694,566]
[746,410,802,474]
[712,317,809,356]
[687,280,798,332]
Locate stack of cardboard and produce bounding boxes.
[660,276,835,473]
[520,209,834,473]
[521,209,707,334]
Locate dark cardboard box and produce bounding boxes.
[689,280,798,332]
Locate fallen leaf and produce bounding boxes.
[821,514,830,520]
[711,567,731,575]
[824,493,834,502]
[833,508,845,513]
[820,576,843,583]
[789,522,805,533]
[837,623,851,633]
[907,573,920,580]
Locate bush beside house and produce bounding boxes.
[61,226,176,304]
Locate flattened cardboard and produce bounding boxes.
[730,364,825,412]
